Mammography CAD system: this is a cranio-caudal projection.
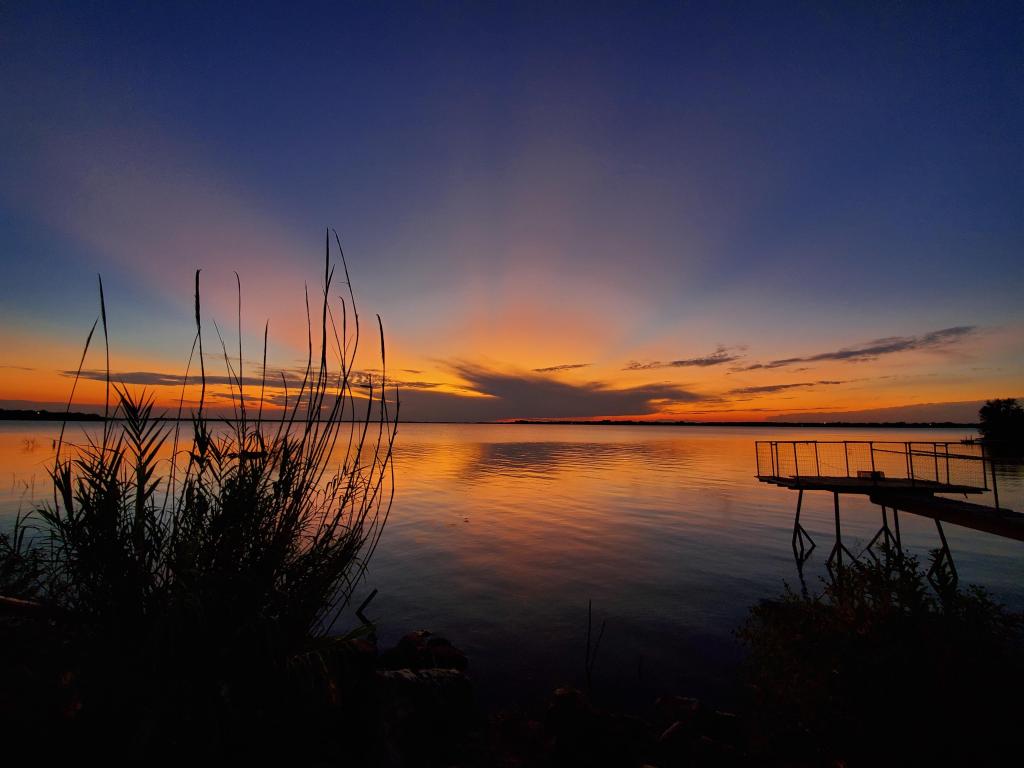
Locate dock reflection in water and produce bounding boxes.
[2,422,1022,707]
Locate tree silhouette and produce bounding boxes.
[979,398,1024,448]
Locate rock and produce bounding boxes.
[346,637,377,657]
[659,718,693,748]
[545,686,598,734]
[655,694,702,727]
[691,733,743,765]
[376,667,474,719]
[709,709,742,746]
[489,710,549,766]
[427,641,469,671]
[374,668,476,761]
[393,629,432,668]
[380,630,468,672]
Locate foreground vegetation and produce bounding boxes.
[8,510,1022,767]
[738,550,1024,765]
[979,397,1024,452]
[0,237,399,762]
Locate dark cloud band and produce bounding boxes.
[532,363,591,373]
[624,345,742,371]
[728,380,845,396]
[736,326,976,371]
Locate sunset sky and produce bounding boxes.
[1,2,1021,421]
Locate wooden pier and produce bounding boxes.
[755,440,1021,579]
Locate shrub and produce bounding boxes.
[738,549,1024,764]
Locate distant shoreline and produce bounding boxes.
[0,409,104,422]
[506,419,979,428]
[0,409,977,429]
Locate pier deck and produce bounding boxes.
[755,440,1019,577]
[760,474,983,496]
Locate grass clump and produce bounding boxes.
[738,549,1024,765]
[0,233,398,762]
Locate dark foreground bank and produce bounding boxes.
[2,549,1022,767]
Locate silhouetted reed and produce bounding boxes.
[2,232,398,760]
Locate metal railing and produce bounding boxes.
[755,440,999,505]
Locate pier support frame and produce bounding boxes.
[863,504,899,559]
[927,519,958,589]
[791,488,815,564]
[827,492,858,571]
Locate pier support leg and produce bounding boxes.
[827,492,858,571]
[892,508,902,551]
[792,488,815,564]
[927,519,958,590]
[863,504,898,559]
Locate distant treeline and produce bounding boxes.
[508,419,979,428]
[0,409,103,422]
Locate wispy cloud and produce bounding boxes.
[728,380,845,396]
[63,369,301,389]
[624,345,742,371]
[61,368,444,392]
[681,405,838,415]
[532,363,591,373]
[736,326,977,371]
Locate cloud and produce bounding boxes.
[426,363,707,420]
[624,345,742,371]
[736,326,977,371]
[348,371,443,390]
[728,380,845,396]
[62,368,444,392]
[776,400,995,423]
[532,363,591,373]
[680,405,838,415]
[63,368,302,389]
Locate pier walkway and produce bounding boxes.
[755,440,1020,580]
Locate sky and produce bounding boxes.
[1,1,1021,421]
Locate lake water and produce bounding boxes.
[2,422,1022,710]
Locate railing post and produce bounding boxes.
[793,442,799,479]
[945,443,951,485]
[933,442,939,483]
[906,442,914,486]
[814,442,820,476]
[870,443,877,485]
[844,442,850,478]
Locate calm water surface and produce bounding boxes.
[2,422,1022,709]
